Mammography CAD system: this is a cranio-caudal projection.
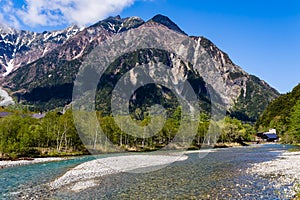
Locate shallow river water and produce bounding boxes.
[0,144,295,199]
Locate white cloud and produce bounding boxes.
[0,0,137,29]
[0,0,20,29]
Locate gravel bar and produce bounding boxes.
[247,151,300,198]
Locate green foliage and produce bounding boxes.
[231,75,279,122]
[0,109,85,159]
[229,71,243,80]
[0,104,256,158]
[256,84,300,143]
[218,116,255,143]
[283,100,300,143]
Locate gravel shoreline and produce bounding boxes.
[247,150,300,198]
[49,152,190,192]
[0,157,67,169]
[49,149,220,192]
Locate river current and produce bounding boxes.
[0,144,295,199]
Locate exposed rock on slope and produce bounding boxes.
[0,15,279,121]
[0,25,81,76]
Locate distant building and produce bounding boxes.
[261,133,279,142]
[256,129,279,142]
[269,129,277,134]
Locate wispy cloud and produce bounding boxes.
[0,0,137,29]
[0,0,20,29]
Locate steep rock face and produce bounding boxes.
[95,48,211,116]
[0,15,279,121]
[0,25,81,76]
[0,15,145,88]
[191,36,279,121]
[3,29,115,90]
[1,23,114,109]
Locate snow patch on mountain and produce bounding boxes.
[3,59,14,76]
[0,88,14,106]
[0,25,81,76]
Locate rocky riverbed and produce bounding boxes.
[3,144,298,199]
[49,153,189,192]
[247,150,300,199]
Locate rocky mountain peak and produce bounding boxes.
[0,15,279,121]
[91,15,144,33]
[149,14,187,35]
[0,24,81,77]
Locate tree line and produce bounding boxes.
[256,84,300,144]
[0,109,85,159]
[0,107,256,159]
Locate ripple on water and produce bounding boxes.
[5,144,295,199]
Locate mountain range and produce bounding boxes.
[0,14,279,121]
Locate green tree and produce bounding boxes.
[286,100,300,143]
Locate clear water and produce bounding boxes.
[0,155,94,199]
[0,144,295,199]
[0,153,129,199]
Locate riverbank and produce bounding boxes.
[4,144,294,199]
[247,150,300,199]
[49,152,191,192]
[48,149,222,193]
[0,143,243,170]
[0,157,68,169]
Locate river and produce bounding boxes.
[0,144,295,199]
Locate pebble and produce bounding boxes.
[247,151,300,198]
[49,154,189,192]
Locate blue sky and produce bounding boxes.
[0,0,299,93]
